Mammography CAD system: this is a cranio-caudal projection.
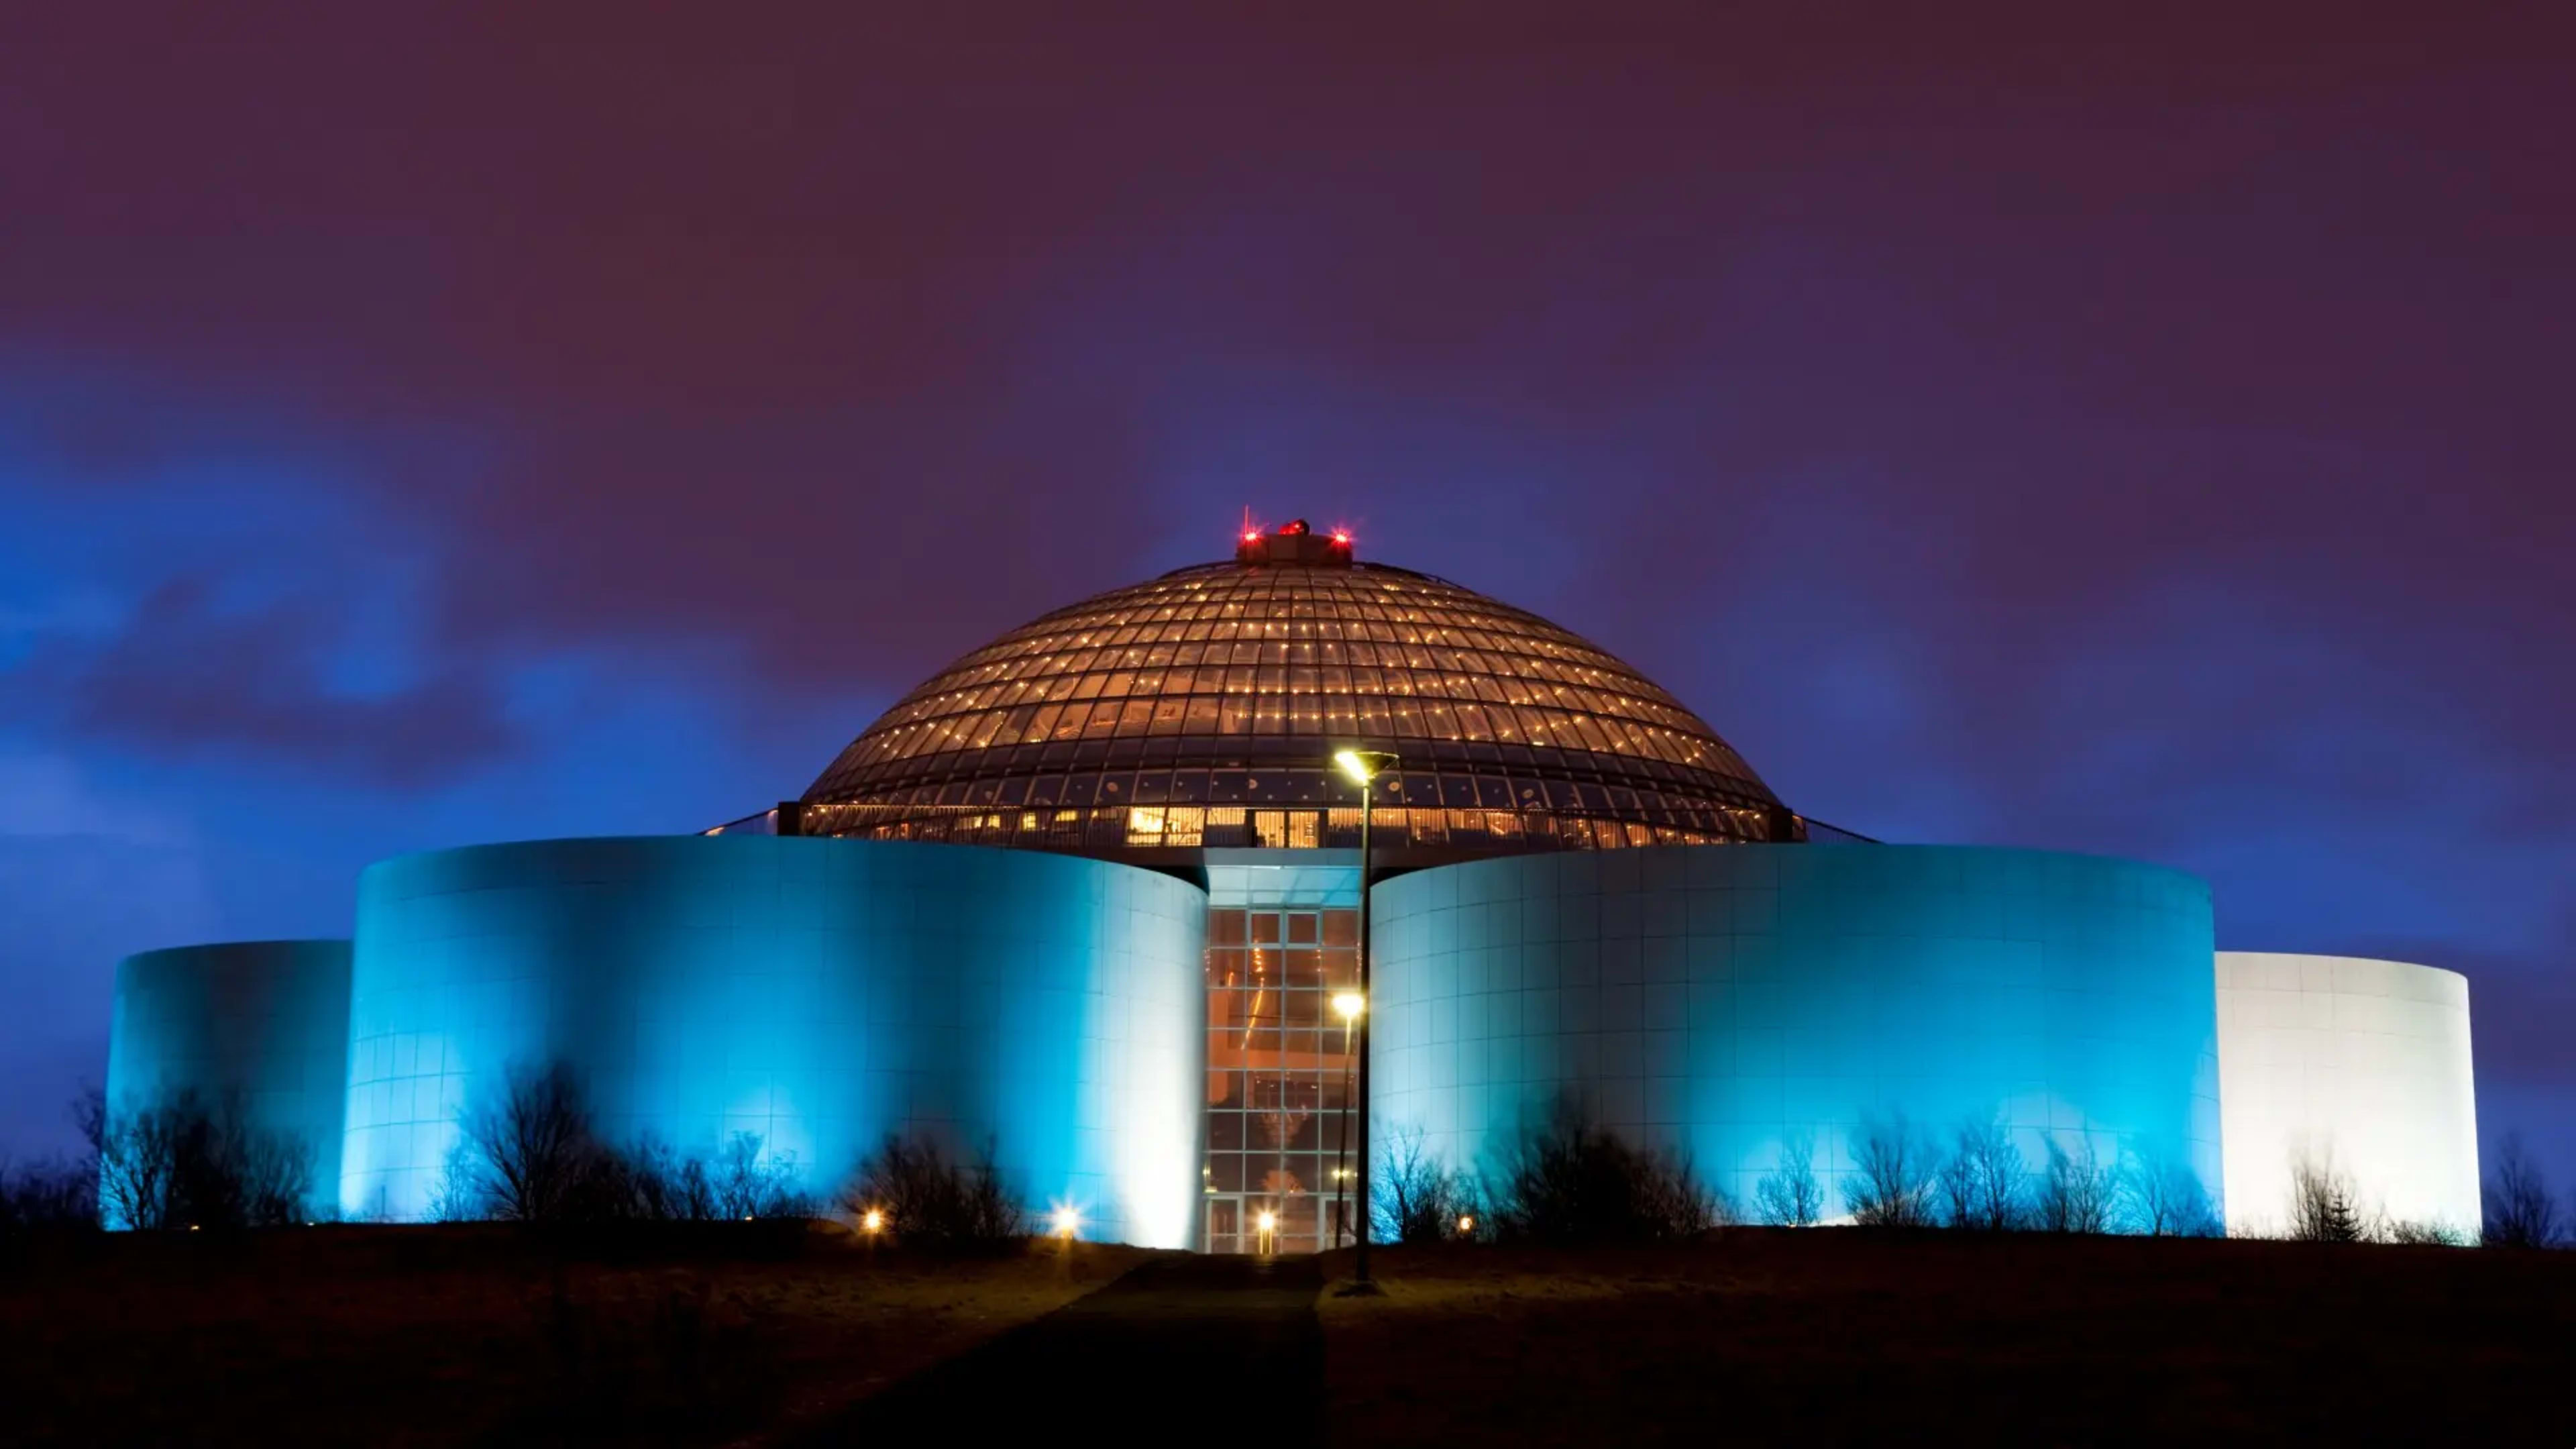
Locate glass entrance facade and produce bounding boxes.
[1201,901,1362,1254]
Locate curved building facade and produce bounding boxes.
[2216,952,2479,1238]
[105,940,353,1224]
[1371,847,2222,1214]
[341,837,1205,1244]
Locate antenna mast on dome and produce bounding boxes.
[1236,513,1354,567]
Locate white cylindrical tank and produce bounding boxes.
[2216,952,2479,1238]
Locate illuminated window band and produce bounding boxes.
[764,800,1784,852]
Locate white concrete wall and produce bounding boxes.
[2216,952,2479,1238]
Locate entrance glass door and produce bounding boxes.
[1204,903,1361,1254]
[1205,1196,1243,1254]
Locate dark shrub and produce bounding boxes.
[712,1132,809,1221]
[441,1066,811,1232]
[2288,1153,2367,1243]
[447,1061,612,1224]
[1752,1130,1824,1227]
[1489,1100,1719,1244]
[618,1136,716,1223]
[611,1132,806,1224]
[2385,1219,2469,1246]
[2483,1134,2561,1249]
[1375,1125,1481,1244]
[843,1133,1027,1248]
[1935,1117,2029,1231]
[2118,1152,2221,1237]
[2032,1135,2116,1234]
[84,1087,313,1230]
[1,1154,99,1240]
[1847,1109,1938,1228]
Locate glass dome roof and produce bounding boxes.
[799,523,1796,854]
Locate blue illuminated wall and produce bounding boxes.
[1369,846,2221,1216]
[105,939,354,1224]
[341,837,1205,1244]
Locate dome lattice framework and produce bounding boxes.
[798,524,1799,855]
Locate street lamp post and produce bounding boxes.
[1330,989,1364,1246]
[1334,748,1397,1290]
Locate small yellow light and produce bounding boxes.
[1458,1214,1476,1235]
[861,1208,886,1234]
[1332,991,1366,1021]
[1053,1205,1081,1238]
[1256,1210,1277,1232]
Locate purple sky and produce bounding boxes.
[3,7,2569,1187]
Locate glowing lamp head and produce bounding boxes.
[1334,748,1397,786]
[1457,1214,1476,1235]
[1052,1205,1081,1238]
[1256,1209,1278,1232]
[1332,990,1366,1022]
[861,1208,885,1234]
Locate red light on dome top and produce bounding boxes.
[1332,531,1350,545]
[1242,531,1259,543]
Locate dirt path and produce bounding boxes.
[780,1252,1323,1442]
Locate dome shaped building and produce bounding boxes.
[100,519,2479,1245]
[794,521,1801,859]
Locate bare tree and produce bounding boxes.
[429,1138,488,1222]
[843,1132,1027,1246]
[1375,1124,1479,1243]
[1937,1117,2027,1231]
[82,1087,167,1230]
[2033,1134,2115,1234]
[2481,1133,2561,1249]
[1753,1130,1825,1227]
[1489,1096,1721,1244]
[85,1087,313,1230]
[451,1061,609,1224]
[1847,1109,1937,1228]
[712,1132,807,1220]
[2288,1151,2367,1243]
[0,1153,97,1236]
[2384,1218,2469,1246]
[614,1136,724,1222]
[619,1136,688,1222]
[2119,1151,2220,1236]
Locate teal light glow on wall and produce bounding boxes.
[1368,845,2222,1219]
[340,837,1205,1245]
[105,939,354,1226]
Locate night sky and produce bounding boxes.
[3,7,2569,1187]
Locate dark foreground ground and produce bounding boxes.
[9,1226,2574,1445]
[0,1224,1150,1447]
[785,1252,1322,1444]
[1320,1231,2576,1445]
